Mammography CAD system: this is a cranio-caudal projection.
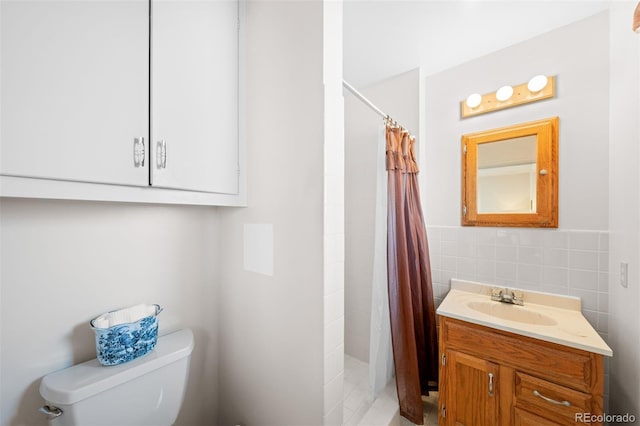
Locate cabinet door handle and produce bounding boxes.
[133,137,145,167]
[156,140,167,169]
[533,390,571,407]
[488,372,494,396]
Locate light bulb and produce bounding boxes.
[496,85,513,102]
[466,93,482,109]
[527,75,548,93]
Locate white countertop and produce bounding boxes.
[437,280,612,357]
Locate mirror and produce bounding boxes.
[477,135,537,214]
[461,117,558,227]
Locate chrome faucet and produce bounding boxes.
[491,287,524,305]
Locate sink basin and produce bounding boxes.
[466,301,557,326]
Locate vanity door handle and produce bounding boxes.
[488,373,494,396]
[533,390,571,407]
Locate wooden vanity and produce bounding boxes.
[437,280,611,426]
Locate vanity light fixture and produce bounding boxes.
[461,75,556,118]
[527,75,548,93]
[634,1,640,33]
[496,85,514,101]
[466,93,482,109]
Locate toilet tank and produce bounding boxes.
[40,328,194,426]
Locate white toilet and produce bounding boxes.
[39,328,194,426]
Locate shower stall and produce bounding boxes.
[343,69,425,425]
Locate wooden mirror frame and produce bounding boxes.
[461,117,559,228]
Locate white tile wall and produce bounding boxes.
[428,227,609,332]
[428,226,611,409]
[324,132,345,426]
[323,1,345,422]
[324,155,345,426]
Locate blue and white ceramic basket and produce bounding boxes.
[90,304,162,366]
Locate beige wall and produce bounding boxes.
[422,12,613,406]
[607,2,640,421]
[0,199,220,426]
[423,12,609,230]
[421,10,640,417]
[1,2,342,426]
[216,1,328,424]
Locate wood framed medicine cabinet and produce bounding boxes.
[461,117,558,228]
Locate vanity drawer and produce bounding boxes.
[442,317,592,392]
[514,407,562,426]
[515,372,592,425]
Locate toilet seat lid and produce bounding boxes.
[39,328,194,405]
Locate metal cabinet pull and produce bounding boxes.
[533,390,571,407]
[156,140,167,169]
[133,137,145,167]
[488,372,494,396]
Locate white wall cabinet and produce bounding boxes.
[1,0,150,187]
[1,0,242,205]
[151,0,239,195]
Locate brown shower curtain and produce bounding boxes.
[385,125,438,425]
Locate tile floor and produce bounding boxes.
[343,355,373,425]
[343,354,439,426]
[388,393,439,426]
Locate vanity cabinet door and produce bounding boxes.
[150,0,239,194]
[442,350,499,426]
[1,0,149,187]
[439,316,605,426]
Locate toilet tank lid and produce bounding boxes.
[40,328,194,405]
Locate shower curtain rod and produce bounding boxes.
[342,79,407,132]
[342,80,387,119]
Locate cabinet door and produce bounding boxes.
[443,350,499,426]
[151,0,239,194]
[1,0,149,186]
